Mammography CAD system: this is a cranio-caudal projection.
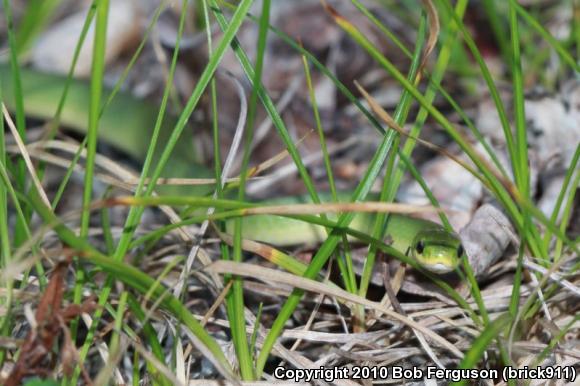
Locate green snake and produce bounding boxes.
[0,64,465,274]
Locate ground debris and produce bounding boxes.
[4,255,97,386]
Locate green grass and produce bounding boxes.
[1,0,578,383]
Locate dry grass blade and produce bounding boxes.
[217,230,452,368]
[2,103,50,206]
[355,77,522,208]
[131,340,186,386]
[354,81,482,179]
[245,131,311,178]
[19,139,261,187]
[509,248,580,356]
[523,260,580,297]
[202,281,233,326]
[206,261,465,359]
[246,136,359,195]
[173,70,248,299]
[242,201,442,216]
[419,0,440,74]
[20,139,194,241]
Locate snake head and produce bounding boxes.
[411,229,465,274]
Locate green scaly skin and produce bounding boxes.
[0,63,212,193]
[0,64,464,273]
[226,193,463,273]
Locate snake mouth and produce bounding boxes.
[422,262,456,274]
[416,249,460,273]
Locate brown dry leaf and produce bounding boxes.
[4,255,96,386]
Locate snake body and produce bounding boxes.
[0,64,211,187]
[0,64,464,273]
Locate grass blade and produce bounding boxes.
[449,313,512,386]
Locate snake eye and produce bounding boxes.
[415,241,425,254]
[457,244,464,257]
